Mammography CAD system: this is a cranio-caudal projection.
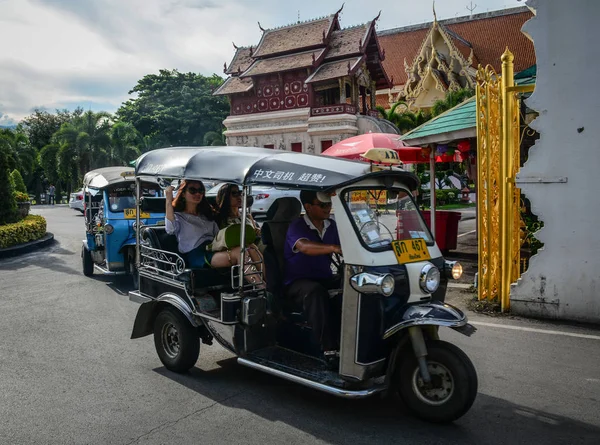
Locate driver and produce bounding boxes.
[284,191,342,366]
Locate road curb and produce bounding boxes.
[0,232,55,259]
[461,215,476,221]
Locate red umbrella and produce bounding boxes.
[321,133,457,241]
[321,133,427,163]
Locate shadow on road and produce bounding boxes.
[0,241,79,276]
[153,360,600,444]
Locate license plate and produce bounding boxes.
[392,238,431,264]
[124,208,150,219]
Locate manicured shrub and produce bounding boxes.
[13,191,29,202]
[0,215,47,249]
[10,169,27,193]
[0,146,18,225]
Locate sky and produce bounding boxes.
[0,0,525,125]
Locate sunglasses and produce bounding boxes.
[230,190,242,197]
[186,187,205,195]
[312,201,332,209]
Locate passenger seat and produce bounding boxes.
[261,197,302,297]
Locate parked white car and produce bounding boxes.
[69,189,85,213]
[206,183,301,217]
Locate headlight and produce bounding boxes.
[420,263,440,293]
[350,272,395,296]
[445,261,463,280]
[104,224,114,234]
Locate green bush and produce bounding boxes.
[0,215,47,249]
[10,169,27,193]
[0,146,18,225]
[435,188,461,205]
[14,191,29,202]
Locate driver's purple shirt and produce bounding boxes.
[284,215,340,286]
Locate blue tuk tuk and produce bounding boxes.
[81,167,165,285]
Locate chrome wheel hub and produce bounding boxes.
[412,361,454,406]
[162,323,180,358]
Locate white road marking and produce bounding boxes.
[471,321,600,340]
[457,229,476,238]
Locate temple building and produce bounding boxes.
[377,6,536,110]
[214,7,396,153]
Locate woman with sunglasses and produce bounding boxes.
[215,183,266,282]
[165,180,249,270]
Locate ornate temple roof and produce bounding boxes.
[224,47,254,75]
[325,23,371,60]
[213,76,254,96]
[252,15,337,58]
[378,7,535,86]
[240,48,326,77]
[305,56,364,84]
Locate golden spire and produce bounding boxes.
[433,1,437,23]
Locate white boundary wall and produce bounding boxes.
[512,0,600,323]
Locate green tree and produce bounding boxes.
[117,70,229,146]
[203,130,225,146]
[376,101,431,134]
[0,144,18,224]
[431,88,475,117]
[22,108,80,151]
[54,110,112,180]
[109,122,141,165]
[10,169,27,193]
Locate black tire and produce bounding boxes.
[82,246,94,276]
[153,307,200,373]
[396,340,478,423]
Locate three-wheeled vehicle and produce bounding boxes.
[128,146,477,423]
[81,167,165,285]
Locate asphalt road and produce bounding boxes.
[1,206,599,444]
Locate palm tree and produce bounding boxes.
[376,101,431,134]
[54,110,112,180]
[109,122,141,165]
[431,88,475,117]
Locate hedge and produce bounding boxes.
[0,215,47,249]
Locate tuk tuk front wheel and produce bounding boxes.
[82,246,94,276]
[396,340,477,423]
[153,307,199,373]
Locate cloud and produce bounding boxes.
[1,0,523,123]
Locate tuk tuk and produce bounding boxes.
[81,167,165,285]
[128,146,477,423]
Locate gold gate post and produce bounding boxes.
[500,48,515,312]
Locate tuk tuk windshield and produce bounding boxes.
[341,187,433,251]
[106,184,160,213]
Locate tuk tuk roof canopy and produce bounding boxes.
[83,167,159,189]
[134,146,419,191]
[83,167,138,189]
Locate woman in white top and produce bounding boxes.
[165,180,245,270]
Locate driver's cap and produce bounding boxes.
[316,192,332,203]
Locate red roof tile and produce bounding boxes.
[240,49,325,77]
[379,7,534,87]
[253,16,334,58]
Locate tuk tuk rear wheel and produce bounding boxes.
[153,307,199,373]
[82,246,94,276]
[396,340,477,423]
